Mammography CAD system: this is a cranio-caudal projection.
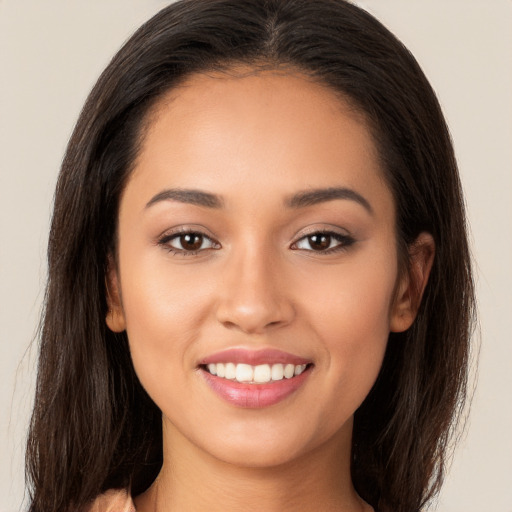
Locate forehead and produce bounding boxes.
[127,68,391,213]
[144,68,370,153]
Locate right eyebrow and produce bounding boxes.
[286,187,374,215]
[145,188,224,209]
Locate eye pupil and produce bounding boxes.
[309,234,330,250]
[181,233,203,251]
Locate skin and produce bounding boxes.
[107,69,434,511]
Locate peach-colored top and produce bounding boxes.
[85,489,135,512]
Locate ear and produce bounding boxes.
[390,232,435,333]
[105,256,126,333]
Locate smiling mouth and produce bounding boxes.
[198,349,314,407]
[201,362,310,384]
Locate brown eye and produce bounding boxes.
[293,231,355,253]
[179,233,204,251]
[307,234,331,251]
[160,231,218,254]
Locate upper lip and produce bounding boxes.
[199,348,311,367]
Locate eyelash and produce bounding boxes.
[157,229,355,256]
[157,229,220,256]
[291,230,355,254]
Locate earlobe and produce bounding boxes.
[390,232,435,333]
[105,257,126,333]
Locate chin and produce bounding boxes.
[207,438,311,469]
[183,413,350,470]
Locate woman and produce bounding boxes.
[25,1,475,511]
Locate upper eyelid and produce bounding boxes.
[157,225,218,241]
[162,231,216,243]
[291,225,351,241]
[292,231,352,245]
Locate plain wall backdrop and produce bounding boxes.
[1,1,511,511]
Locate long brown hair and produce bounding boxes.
[26,1,475,511]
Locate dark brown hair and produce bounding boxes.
[26,1,475,511]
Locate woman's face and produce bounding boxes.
[109,70,413,468]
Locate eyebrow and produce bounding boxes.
[145,186,373,214]
[145,188,223,209]
[286,187,373,214]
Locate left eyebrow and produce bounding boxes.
[145,188,224,209]
[286,187,373,215]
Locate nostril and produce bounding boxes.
[220,320,241,330]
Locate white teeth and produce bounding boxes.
[271,363,284,381]
[253,364,271,383]
[235,363,253,382]
[284,364,295,379]
[225,362,236,380]
[205,362,308,383]
[294,364,307,376]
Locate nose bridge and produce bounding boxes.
[216,240,293,333]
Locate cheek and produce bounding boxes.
[121,242,215,329]
[118,251,217,398]
[299,251,397,409]
[304,250,396,338]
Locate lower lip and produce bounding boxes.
[200,367,311,408]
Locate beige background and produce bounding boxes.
[1,1,511,511]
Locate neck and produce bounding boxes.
[135,418,371,512]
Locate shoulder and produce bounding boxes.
[82,489,136,512]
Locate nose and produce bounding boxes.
[215,245,295,334]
